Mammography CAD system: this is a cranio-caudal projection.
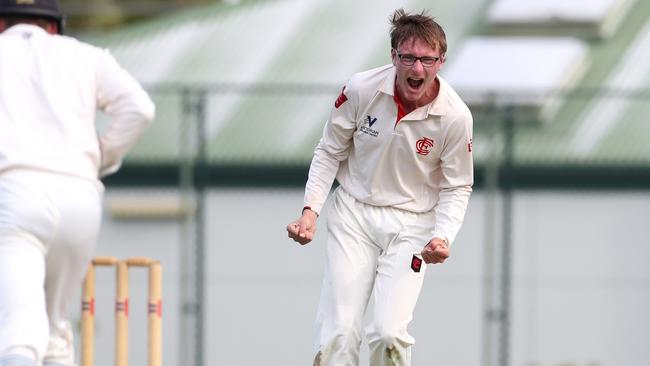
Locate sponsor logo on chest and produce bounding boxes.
[360,115,380,137]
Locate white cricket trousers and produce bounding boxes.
[0,170,102,366]
[314,188,435,366]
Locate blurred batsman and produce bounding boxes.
[0,0,154,365]
[287,9,473,366]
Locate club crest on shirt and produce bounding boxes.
[415,137,434,155]
[360,115,379,137]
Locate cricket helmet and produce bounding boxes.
[0,0,64,34]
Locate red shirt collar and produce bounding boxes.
[393,89,407,125]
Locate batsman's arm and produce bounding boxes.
[431,108,473,247]
[303,81,358,214]
[95,49,155,177]
[287,80,358,245]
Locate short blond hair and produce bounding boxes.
[390,9,447,55]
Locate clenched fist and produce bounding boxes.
[420,237,449,264]
[286,209,318,245]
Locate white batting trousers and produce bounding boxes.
[0,170,102,366]
[314,188,435,366]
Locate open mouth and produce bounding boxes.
[407,77,424,90]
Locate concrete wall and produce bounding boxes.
[77,188,650,366]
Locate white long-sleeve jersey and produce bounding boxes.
[0,24,154,182]
[304,65,473,245]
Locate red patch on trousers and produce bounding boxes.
[411,255,422,273]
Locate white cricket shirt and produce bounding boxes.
[304,65,473,244]
[0,24,154,182]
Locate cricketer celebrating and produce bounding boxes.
[287,9,473,366]
[0,1,154,365]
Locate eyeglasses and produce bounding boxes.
[394,50,441,68]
